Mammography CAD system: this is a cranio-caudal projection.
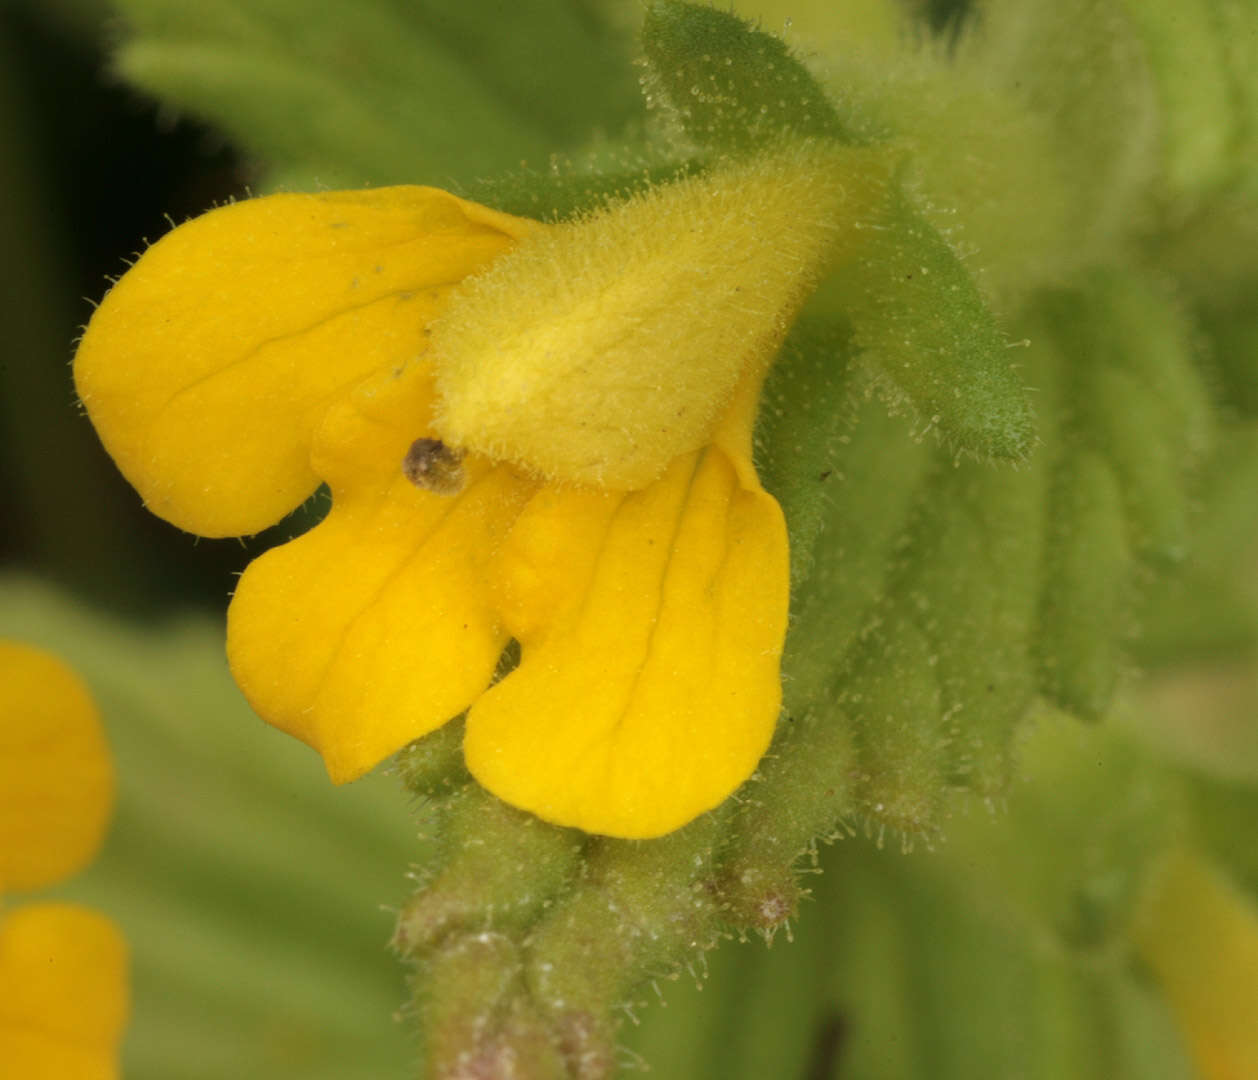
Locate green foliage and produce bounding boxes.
[1134,424,1258,665]
[640,0,867,151]
[394,782,582,951]
[820,186,1037,462]
[753,315,864,583]
[1040,273,1211,562]
[628,722,1199,1080]
[1114,0,1236,200]
[771,375,933,701]
[944,718,1187,951]
[109,0,643,190]
[962,0,1160,253]
[1186,772,1258,899]
[462,154,703,222]
[1036,450,1131,719]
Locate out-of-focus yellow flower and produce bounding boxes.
[0,640,128,1079]
[1,642,114,889]
[1133,847,1258,1080]
[74,147,849,837]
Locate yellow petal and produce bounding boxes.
[1133,847,1258,1080]
[0,903,128,1080]
[74,186,532,537]
[464,375,788,837]
[226,360,537,783]
[0,641,113,892]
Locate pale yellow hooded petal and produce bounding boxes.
[74,186,531,537]
[431,144,854,490]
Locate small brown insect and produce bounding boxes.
[402,437,465,496]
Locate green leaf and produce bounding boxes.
[1213,0,1258,199]
[1036,449,1130,720]
[640,0,867,154]
[962,0,1160,253]
[1185,771,1258,899]
[111,0,642,189]
[821,183,1036,462]
[1042,274,1212,563]
[769,370,932,703]
[461,152,703,221]
[1114,0,1237,199]
[761,256,1221,836]
[754,314,862,586]
[1134,424,1258,666]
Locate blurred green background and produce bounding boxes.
[2,0,256,612]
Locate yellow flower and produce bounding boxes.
[0,640,128,1079]
[74,146,851,837]
[1133,847,1258,1080]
